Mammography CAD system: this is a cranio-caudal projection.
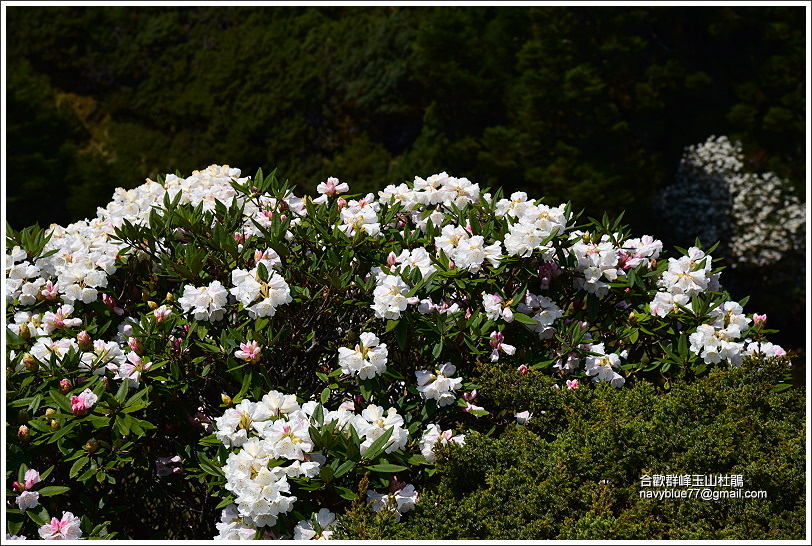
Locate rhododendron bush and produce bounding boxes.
[4,165,793,540]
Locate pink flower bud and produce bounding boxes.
[23,353,38,373]
[517,364,529,375]
[77,330,93,351]
[337,197,348,211]
[128,337,143,354]
[13,481,25,493]
[753,314,767,326]
[18,425,31,442]
[490,331,505,350]
[566,379,580,389]
[387,252,398,267]
[59,378,72,395]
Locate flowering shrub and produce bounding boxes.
[655,135,806,272]
[5,164,792,539]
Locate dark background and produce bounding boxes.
[4,5,807,357]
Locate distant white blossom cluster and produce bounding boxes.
[656,135,805,270]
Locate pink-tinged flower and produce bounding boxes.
[387,252,398,268]
[155,455,183,477]
[337,197,348,210]
[233,232,247,244]
[566,379,580,389]
[41,280,59,300]
[753,314,767,327]
[234,341,261,364]
[15,490,39,510]
[316,176,349,196]
[489,331,516,362]
[517,364,529,374]
[70,388,98,416]
[102,293,124,316]
[515,410,533,424]
[154,305,172,323]
[461,390,485,415]
[24,469,41,490]
[38,511,82,540]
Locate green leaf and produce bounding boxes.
[27,507,49,527]
[49,389,73,414]
[364,463,408,473]
[320,387,330,405]
[395,319,408,352]
[362,427,394,461]
[38,485,70,497]
[334,485,357,501]
[69,457,90,478]
[114,380,129,405]
[511,312,538,326]
[334,459,356,479]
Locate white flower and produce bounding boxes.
[178,280,229,322]
[366,484,418,522]
[419,424,465,463]
[416,362,463,407]
[515,410,533,425]
[584,343,625,388]
[15,491,39,511]
[353,405,408,455]
[214,504,257,540]
[338,332,389,380]
[394,247,436,279]
[230,267,292,319]
[293,508,337,540]
[371,274,410,320]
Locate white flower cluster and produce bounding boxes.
[688,301,750,366]
[213,392,411,538]
[230,266,292,319]
[434,224,502,273]
[337,332,389,380]
[161,164,247,213]
[366,483,419,523]
[419,424,465,464]
[379,172,480,216]
[569,232,661,298]
[371,274,410,320]
[500,195,568,259]
[391,247,437,280]
[178,280,229,322]
[650,246,720,318]
[516,292,564,340]
[336,194,382,238]
[656,135,806,270]
[584,342,626,388]
[416,362,463,407]
[293,507,337,540]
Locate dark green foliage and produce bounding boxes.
[371,356,805,540]
[5,6,805,232]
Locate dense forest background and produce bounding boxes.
[4,6,807,354]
